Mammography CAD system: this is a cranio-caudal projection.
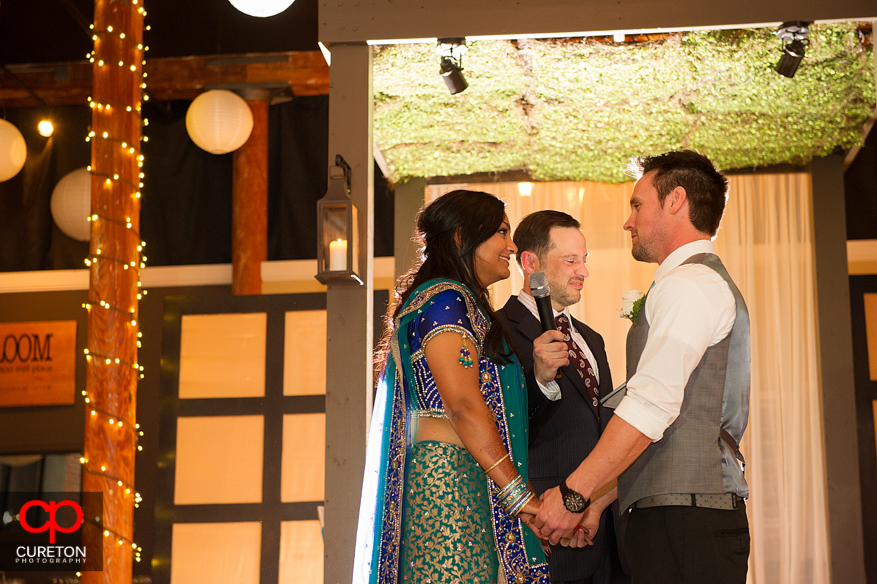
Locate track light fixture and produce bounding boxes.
[436,38,469,95]
[774,21,810,78]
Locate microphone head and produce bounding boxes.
[529,272,550,298]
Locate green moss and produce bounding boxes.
[373,23,876,183]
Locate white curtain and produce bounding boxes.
[427,173,829,584]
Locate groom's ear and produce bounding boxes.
[520,250,540,273]
[666,186,688,215]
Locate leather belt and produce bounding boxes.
[632,493,741,511]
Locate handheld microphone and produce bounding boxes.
[529,272,556,334]
[530,271,564,381]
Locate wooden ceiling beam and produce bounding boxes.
[0,51,329,107]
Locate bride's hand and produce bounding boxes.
[518,497,550,543]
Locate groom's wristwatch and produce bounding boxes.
[559,479,589,513]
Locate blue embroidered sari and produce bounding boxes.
[353,279,549,584]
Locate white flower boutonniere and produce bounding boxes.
[619,290,646,324]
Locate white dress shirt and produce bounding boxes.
[614,240,737,441]
[517,289,601,401]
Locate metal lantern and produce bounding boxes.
[315,155,362,285]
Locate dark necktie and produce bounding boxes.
[555,314,601,419]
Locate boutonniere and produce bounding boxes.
[619,290,646,324]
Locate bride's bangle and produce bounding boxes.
[483,453,510,475]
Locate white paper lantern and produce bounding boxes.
[228,0,294,17]
[185,90,254,154]
[51,168,92,242]
[0,119,27,183]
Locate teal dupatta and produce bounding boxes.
[352,279,549,584]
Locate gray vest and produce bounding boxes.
[618,253,750,511]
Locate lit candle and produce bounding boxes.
[329,238,347,271]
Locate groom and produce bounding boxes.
[533,150,751,584]
[497,210,628,584]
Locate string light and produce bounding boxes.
[85,3,148,568]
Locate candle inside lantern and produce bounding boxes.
[329,238,347,271]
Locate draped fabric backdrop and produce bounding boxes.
[427,173,829,584]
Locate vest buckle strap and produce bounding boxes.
[632,493,741,511]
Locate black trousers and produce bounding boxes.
[553,509,631,584]
[626,502,749,584]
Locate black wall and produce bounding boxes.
[0,96,395,272]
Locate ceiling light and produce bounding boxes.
[437,38,469,95]
[775,21,810,78]
[38,120,54,137]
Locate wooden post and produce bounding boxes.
[82,1,144,582]
[232,93,269,295]
[324,43,374,584]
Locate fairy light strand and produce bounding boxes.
[86,213,143,237]
[84,2,148,566]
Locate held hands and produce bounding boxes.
[517,496,547,540]
[533,330,569,385]
[559,504,601,548]
[533,485,583,545]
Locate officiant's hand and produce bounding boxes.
[533,330,568,385]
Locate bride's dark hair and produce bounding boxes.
[378,190,515,373]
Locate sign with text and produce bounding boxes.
[0,321,77,407]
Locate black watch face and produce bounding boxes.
[563,491,586,513]
[561,481,587,513]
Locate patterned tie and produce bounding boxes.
[555,314,601,419]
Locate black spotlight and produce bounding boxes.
[437,38,469,95]
[775,21,810,78]
[440,58,468,94]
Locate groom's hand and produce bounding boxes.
[534,486,582,545]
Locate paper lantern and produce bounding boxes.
[228,0,294,17]
[0,119,27,182]
[185,90,254,154]
[51,168,92,241]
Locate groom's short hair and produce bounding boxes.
[628,149,728,237]
[513,210,580,267]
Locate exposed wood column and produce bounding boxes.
[324,43,374,584]
[83,1,144,583]
[232,90,269,295]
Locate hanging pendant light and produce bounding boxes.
[0,119,27,183]
[185,89,254,155]
[228,0,295,17]
[51,168,92,242]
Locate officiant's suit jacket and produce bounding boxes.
[498,295,627,582]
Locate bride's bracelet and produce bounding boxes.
[497,475,525,500]
[483,453,510,475]
[507,492,536,518]
[498,475,534,517]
